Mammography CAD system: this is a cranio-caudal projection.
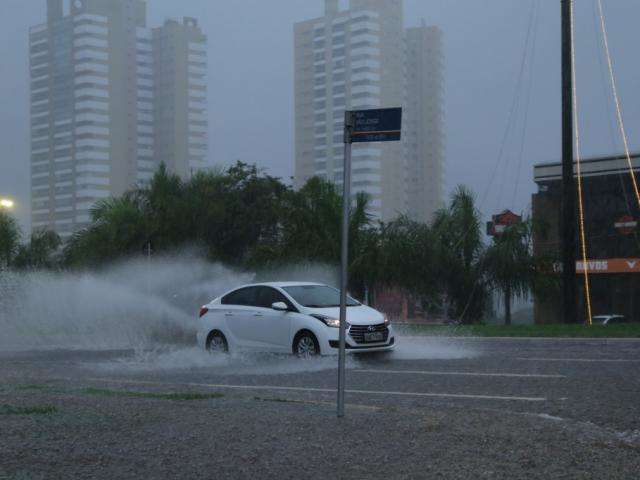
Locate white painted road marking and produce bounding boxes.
[85,377,547,403]
[354,369,566,379]
[517,357,640,363]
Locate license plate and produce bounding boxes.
[364,331,384,342]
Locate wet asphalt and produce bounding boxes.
[1,337,639,479]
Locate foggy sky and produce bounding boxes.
[2,0,640,232]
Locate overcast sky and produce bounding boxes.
[2,0,640,231]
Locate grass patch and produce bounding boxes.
[15,384,51,391]
[0,404,57,415]
[82,387,224,401]
[395,323,640,338]
[253,396,304,404]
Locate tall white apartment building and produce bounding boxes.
[294,0,444,222]
[29,0,208,237]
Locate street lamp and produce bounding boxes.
[0,198,15,210]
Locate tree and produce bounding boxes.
[210,162,288,263]
[13,229,61,270]
[63,162,289,267]
[484,220,536,325]
[353,216,436,304]
[250,177,372,272]
[0,211,20,269]
[431,186,488,323]
[64,196,147,267]
[133,163,186,251]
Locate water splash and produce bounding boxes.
[0,254,252,351]
[93,335,476,376]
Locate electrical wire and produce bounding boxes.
[591,0,632,218]
[570,0,593,326]
[511,1,540,206]
[596,0,640,209]
[493,0,539,212]
[456,2,540,323]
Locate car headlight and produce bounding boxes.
[383,315,390,325]
[310,314,348,328]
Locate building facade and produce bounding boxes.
[293,0,444,222]
[532,153,640,323]
[29,0,208,237]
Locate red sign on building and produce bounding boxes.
[614,215,637,235]
[487,210,522,237]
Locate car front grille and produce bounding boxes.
[348,323,389,344]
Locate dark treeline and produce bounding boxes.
[0,162,557,324]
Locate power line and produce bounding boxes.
[570,1,593,326]
[591,0,632,218]
[493,0,539,212]
[596,0,640,209]
[511,1,540,207]
[472,0,538,216]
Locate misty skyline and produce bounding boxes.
[3,0,640,231]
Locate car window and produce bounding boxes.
[255,287,293,310]
[283,285,360,308]
[221,287,259,306]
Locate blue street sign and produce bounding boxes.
[348,107,402,143]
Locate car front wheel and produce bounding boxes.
[293,331,320,358]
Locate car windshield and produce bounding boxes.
[283,285,360,308]
[592,316,609,324]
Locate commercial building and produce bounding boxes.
[294,0,444,222]
[29,0,208,237]
[532,153,640,323]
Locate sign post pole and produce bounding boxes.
[337,111,354,418]
[337,107,401,418]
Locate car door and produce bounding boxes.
[251,287,294,351]
[221,287,262,349]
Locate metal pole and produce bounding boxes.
[561,0,577,324]
[338,111,354,418]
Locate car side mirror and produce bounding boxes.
[272,301,289,311]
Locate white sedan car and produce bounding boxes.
[197,282,395,356]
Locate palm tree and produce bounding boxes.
[484,219,535,325]
[431,186,488,323]
[133,163,186,250]
[0,211,20,269]
[64,196,147,267]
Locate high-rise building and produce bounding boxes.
[405,22,445,223]
[294,0,444,222]
[29,0,208,238]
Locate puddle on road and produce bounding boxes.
[93,336,477,376]
[95,347,351,375]
[390,336,478,360]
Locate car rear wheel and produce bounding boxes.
[207,331,229,354]
[293,331,320,357]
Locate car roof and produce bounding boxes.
[239,282,327,288]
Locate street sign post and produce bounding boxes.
[337,107,402,418]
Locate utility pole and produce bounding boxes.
[337,111,354,418]
[561,0,577,324]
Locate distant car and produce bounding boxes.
[197,282,395,356]
[591,314,627,325]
